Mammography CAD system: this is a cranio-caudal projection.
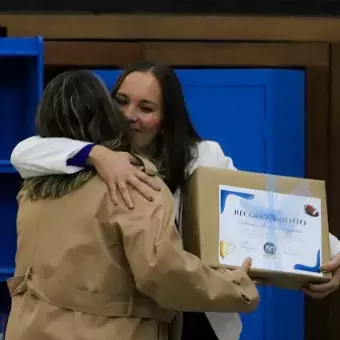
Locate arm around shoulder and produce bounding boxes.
[117,180,259,313]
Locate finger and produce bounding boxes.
[242,257,252,272]
[109,182,118,205]
[136,170,161,191]
[306,280,339,293]
[128,176,155,202]
[251,278,263,286]
[302,288,325,299]
[302,287,336,299]
[127,153,142,166]
[321,254,340,273]
[117,182,134,209]
[254,279,269,286]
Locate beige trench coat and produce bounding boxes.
[5,158,259,340]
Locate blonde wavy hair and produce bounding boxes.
[22,70,132,200]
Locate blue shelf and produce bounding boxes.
[0,161,16,174]
[0,37,43,175]
[0,37,43,57]
[0,269,14,282]
[0,174,21,282]
[0,37,43,283]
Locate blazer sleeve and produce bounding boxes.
[187,140,237,177]
[11,136,91,178]
[116,182,259,314]
[329,233,340,257]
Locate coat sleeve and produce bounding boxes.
[10,136,91,178]
[116,183,259,314]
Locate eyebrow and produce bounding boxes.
[140,99,157,107]
[115,92,127,98]
[117,92,157,107]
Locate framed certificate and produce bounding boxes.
[219,185,323,277]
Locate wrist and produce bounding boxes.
[87,145,103,166]
[87,145,117,166]
[67,143,95,168]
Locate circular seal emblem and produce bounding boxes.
[263,242,276,256]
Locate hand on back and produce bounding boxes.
[89,145,161,208]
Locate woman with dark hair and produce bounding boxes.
[10,61,340,339]
[111,61,202,195]
[6,70,259,340]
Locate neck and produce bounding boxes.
[136,139,162,169]
[138,137,160,158]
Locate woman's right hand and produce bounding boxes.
[241,257,252,273]
[88,145,161,209]
[241,257,267,286]
[241,257,261,285]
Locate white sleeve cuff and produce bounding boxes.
[11,136,91,178]
[329,233,340,258]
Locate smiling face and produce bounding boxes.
[114,71,162,152]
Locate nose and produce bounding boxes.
[123,104,138,122]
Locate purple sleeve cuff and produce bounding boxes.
[66,144,95,167]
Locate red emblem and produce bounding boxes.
[304,204,319,217]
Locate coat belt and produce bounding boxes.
[7,267,175,323]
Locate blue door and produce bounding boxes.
[93,68,305,340]
[176,69,305,340]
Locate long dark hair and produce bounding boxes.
[112,61,202,193]
[23,70,132,199]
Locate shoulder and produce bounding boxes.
[187,140,237,176]
[196,140,223,154]
[104,175,176,223]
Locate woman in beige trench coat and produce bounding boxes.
[5,70,259,340]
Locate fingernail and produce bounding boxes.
[128,203,134,209]
[320,266,325,272]
[148,196,154,201]
[113,200,118,205]
[156,187,161,191]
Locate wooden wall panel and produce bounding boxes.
[2,14,340,42]
[44,41,142,66]
[304,66,332,340]
[329,43,340,238]
[44,41,329,68]
[143,42,329,67]
[326,42,340,340]
[305,67,330,181]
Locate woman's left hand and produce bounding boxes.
[302,254,340,299]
